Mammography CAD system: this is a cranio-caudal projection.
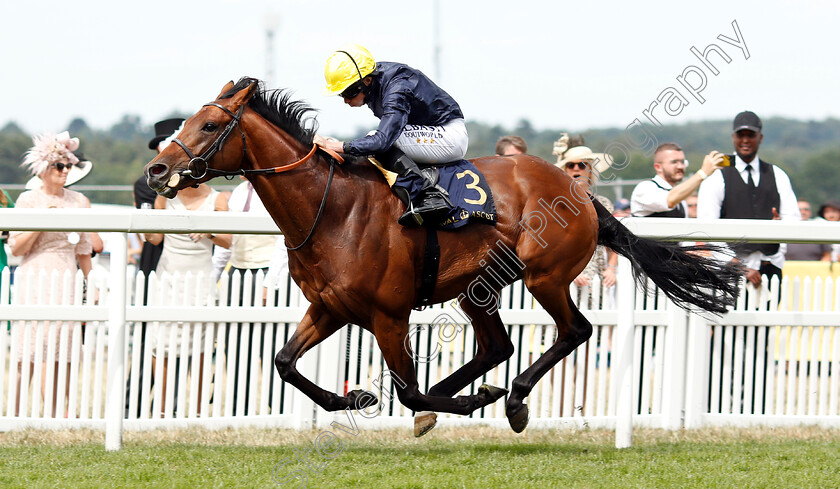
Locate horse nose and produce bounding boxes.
[148,162,169,177]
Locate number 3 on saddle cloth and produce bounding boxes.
[370,158,498,230]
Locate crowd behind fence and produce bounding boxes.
[1,208,840,450]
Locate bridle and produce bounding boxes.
[170,100,343,251]
[171,102,247,180]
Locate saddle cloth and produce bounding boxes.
[371,158,497,230]
[430,160,497,230]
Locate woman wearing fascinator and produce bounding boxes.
[9,131,93,417]
[553,134,619,306]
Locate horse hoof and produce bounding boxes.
[347,389,379,410]
[478,383,508,403]
[414,411,437,437]
[507,404,529,433]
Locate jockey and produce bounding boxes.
[315,44,468,226]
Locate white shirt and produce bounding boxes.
[630,175,685,217]
[696,154,800,270]
[264,235,290,290]
[211,180,276,276]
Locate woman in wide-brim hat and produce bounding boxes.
[25,151,93,190]
[553,134,618,303]
[8,131,93,417]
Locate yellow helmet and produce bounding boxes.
[323,44,376,96]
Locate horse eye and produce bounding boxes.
[202,122,219,132]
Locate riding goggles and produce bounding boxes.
[339,80,365,99]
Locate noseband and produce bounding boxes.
[171,102,247,180]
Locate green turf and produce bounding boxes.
[1,427,838,488]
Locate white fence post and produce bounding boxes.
[105,233,127,451]
[683,312,710,428]
[614,256,635,448]
[662,301,688,429]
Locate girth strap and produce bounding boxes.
[416,228,440,308]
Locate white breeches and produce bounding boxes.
[393,118,469,164]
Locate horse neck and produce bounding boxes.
[241,118,338,248]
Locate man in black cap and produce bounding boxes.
[696,111,800,288]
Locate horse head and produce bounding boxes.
[145,79,259,198]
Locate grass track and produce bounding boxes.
[1,426,838,488]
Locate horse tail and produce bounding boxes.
[592,197,741,314]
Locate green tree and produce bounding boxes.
[788,147,840,208]
[68,118,92,135]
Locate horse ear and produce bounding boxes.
[217,81,235,98]
[230,81,259,106]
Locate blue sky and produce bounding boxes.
[2,0,837,137]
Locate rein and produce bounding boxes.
[285,158,335,251]
[171,99,344,251]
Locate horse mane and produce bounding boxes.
[221,77,318,146]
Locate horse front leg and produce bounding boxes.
[274,303,376,412]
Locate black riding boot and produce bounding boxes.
[375,147,453,226]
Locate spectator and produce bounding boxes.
[1,187,14,335]
[685,195,699,218]
[212,176,277,414]
[697,111,800,287]
[0,187,14,272]
[786,200,827,261]
[818,200,840,222]
[612,198,631,218]
[495,135,528,156]
[631,143,724,217]
[136,118,185,281]
[9,131,93,417]
[799,200,813,221]
[316,44,465,226]
[23,150,93,191]
[126,233,143,270]
[818,200,840,262]
[264,236,290,294]
[143,183,231,416]
[553,135,618,302]
[124,118,184,418]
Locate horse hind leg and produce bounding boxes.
[415,300,514,436]
[506,281,592,433]
[371,312,509,424]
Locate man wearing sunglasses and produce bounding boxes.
[315,44,467,226]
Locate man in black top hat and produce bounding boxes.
[147,118,185,152]
[696,111,800,287]
[127,118,184,418]
[135,118,185,277]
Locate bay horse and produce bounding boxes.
[145,78,741,435]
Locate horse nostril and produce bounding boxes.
[149,163,168,176]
